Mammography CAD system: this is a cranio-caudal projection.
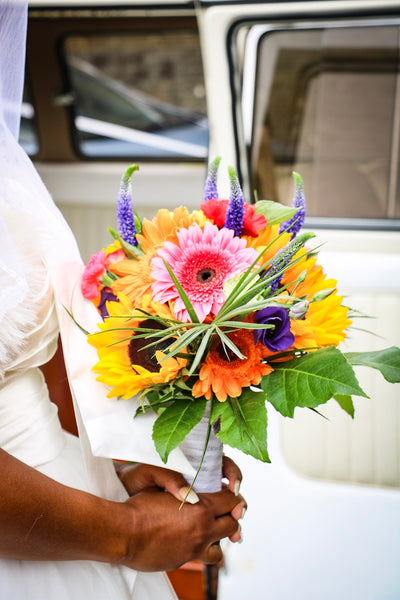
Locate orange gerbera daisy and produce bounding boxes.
[137,206,208,254]
[109,253,154,304]
[192,330,272,402]
[88,293,187,399]
[109,207,208,306]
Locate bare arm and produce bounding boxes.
[0,449,241,571]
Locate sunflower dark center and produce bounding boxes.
[196,267,216,285]
[128,318,170,373]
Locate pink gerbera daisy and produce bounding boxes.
[151,221,259,322]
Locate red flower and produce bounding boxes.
[81,250,107,299]
[201,198,266,237]
[81,248,125,299]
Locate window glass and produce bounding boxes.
[63,30,208,159]
[19,76,39,156]
[247,25,400,221]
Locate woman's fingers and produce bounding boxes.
[198,542,224,564]
[200,488,244,518]
[116,463,200,504]
[222,455,242,496]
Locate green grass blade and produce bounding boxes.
[162,259,199,323]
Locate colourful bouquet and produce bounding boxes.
[81,158,400,490]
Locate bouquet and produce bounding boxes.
[81,157,400,493]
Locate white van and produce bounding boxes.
[26,1,400,598]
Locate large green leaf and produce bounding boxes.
[152,399,207,463]
[344,346,400,383]
[261,346,368,418]
[333,394,355,418]
[211,389,270,462]
[254,200,297,226]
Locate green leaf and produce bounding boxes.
[162,259,200,324]
[344,346,400,383]
[214,328,246,360]
[188,327,213,375]
[254,199,297,226]
[333,394,355,418]
[152,399,207,462]
[261,346,368,418]
[107,227,143,259]
[211,389,270,462]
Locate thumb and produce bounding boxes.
[162,472,200,505]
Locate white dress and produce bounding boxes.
[0,202,178,599]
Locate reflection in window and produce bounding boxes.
[19,77,39,156]
[248,26,400,220]
[64,31,208,159]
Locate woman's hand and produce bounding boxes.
[115,458,246,546]
[116,486,242,571]
[115,461,200,504]
[0,449,244,572]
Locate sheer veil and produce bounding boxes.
[0,0,82,325]
[0,0,29,322]
[0,0,195,490]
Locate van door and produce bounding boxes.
[197,2,400,599]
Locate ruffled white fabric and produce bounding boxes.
[0,208,177,599]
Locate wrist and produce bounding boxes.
[85,495,134,566]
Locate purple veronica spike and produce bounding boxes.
[117,164,139,246]
[279,172,306,239]
[223,166,245,237]
[203,156,221,201]
[264,232,314,295]
[266,249,289,294]
[253,306,294,352]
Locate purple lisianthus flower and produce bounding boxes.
[253,306,295,352]
[117,164,139,246]
[224,166,245,237]
[98,288,118,320]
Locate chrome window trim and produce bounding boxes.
[222,8,400,229]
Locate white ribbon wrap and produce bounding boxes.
[180,404,223,493]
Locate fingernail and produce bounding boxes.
[241,506,246,520]
[234,480,241,496]
[178,486,199,504]
[238,524,243,544]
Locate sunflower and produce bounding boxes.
[88,294,187,399]
[290,293,351,348]
[281,249,351,348]
[192,330,272,402]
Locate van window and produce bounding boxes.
[63,30,208,159]
[19,76,39,156]
[245,24,400,223]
